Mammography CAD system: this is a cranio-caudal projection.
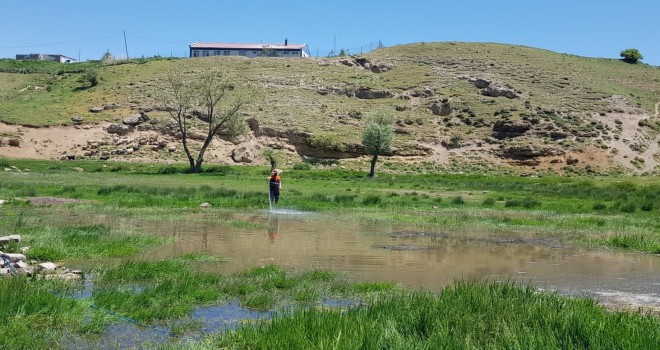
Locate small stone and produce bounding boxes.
[200,202,212,208]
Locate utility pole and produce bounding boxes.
[123,30,129,60]
[333,34,336,58]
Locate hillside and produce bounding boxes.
[1,42,659,174]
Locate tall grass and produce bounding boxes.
[22,224,169,261]
[0,277,95,349]
[210,281,660,349]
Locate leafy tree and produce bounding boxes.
[362,109,395,177]
[262,147,278,171]
[620,49,643,64]
[158,70,250,173]
[101,50,115,65]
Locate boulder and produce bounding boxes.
[200,202,212,208]
[231,142,260,163]
[471,78,491,89]
[0,235,21,246]
[430,102,452,116]
[107,124,130,135]
[354,87,392,99]
[0,252,26,263]
[71,115,84,124]
[103,103,120,110]
[483,84,518,99]
[89,107,104,113]
[492,120,531,138]
[123,114,143,126]
[37,262,58,274]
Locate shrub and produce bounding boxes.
[77,69,99,87]
[620,48,643,64]
[620,202,636,213]
[592,203,607,210]
[482,198,496,206]
[640,202,654,212]
[362,194,382,205]
[451,196,465,205]
[309,134,345,152]
[293,162,312,170]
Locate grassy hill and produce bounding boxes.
[1,42,659,174]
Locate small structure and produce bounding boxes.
[16,54,77,63]
[189,39,309,58]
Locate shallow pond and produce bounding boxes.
[62,208,659,348]
[134,209,659,311]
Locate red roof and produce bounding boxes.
[190,42,306,50]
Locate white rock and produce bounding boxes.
[2,253,26,262]
[0,234,21,244]
[38,262,58,272]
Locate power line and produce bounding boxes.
[0,35,120,49]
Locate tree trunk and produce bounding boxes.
[192,159,204,173]
[369,154,378,177]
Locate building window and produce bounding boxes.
[223,50,230,56]
[214,50,221,56]
[192,51,199,57]
[202,50,209,57]
[238,50,246,56]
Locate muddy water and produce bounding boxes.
[136,211,660,309]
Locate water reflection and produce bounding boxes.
[136,212,660,304]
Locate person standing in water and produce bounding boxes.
[267,169,282,205]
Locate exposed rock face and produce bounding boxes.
[498,143,564,159]
[246,117,260,135]
[483,84,518,99]
[492,120,532,138]
[354,87,392,99]
[338,57,394,73]
[468,78,518,98]
[430,102,452,116]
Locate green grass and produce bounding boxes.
[1,158,659,252]
[0,277,101,349]
[2,43,659,171]
[204,281,660,350]
[4,159,660,348]
[16,223,169,261]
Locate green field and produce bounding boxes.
[1,114,660,348]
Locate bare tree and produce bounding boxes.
[159,70,249,173]
[362,109,395,178]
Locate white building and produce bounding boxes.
[15,54,77,63]
[189,40,309,58]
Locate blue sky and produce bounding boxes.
[1,1,658,65]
